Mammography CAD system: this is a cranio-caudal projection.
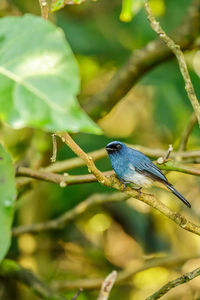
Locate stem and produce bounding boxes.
[144,1,200,126]
[146,266,200,300]
[39,0,49,20]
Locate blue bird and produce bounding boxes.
[106,141,191,208]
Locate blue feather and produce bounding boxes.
[106,141,191,208]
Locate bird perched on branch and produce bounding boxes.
[106,141,191,208]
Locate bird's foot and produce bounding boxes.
[120,181,142,196]
[131,187,142,197]
[122,182,126,191]
[119,181,130,191]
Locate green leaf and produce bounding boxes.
[120,0,145,22]
[51,0,85,12]
[0,145,17,262]
[51,0,65,11]
[0,15,101,134]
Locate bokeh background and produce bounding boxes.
[1,0,200,299]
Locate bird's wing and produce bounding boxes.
[134,159,168,184]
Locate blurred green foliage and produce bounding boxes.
[0,145,16,262]
[0,0,200,300]
[51,0,86,12]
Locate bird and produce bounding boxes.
[105,141,191,208]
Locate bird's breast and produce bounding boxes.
[122,164,153,187]
[127,172,153,187]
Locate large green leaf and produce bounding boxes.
[0,145,17,262]
[0,15,101,134]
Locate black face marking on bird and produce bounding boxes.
[105,141,122,153]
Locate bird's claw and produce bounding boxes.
[120,181,142,197]
[123,182,127,191]
[132,187,142,197]
[119,181,129,191]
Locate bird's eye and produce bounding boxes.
[116,144,122,149]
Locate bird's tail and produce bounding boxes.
[166,184,191,208]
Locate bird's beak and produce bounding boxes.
[106,147,114,152]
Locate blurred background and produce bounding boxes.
[0,0,200,299]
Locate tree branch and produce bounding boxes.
[14,163,200,235]
[16,167,114,188]
[39,0,49,20]
[158,160,200,176]
[16,145,200,188]
[43,147,200,171]
[146,266,200,300]
[15,160,200,190]
[56,132,111,186]
[0,259,67,300]
[144,1,200,126]
[51,134,57,162]
[83,0,200,120]
[55,133,200,236]
[97,271,117,300]
[14,133,200,239]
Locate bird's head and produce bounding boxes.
[105,141,125,155]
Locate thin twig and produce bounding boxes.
[165,144,173,161]
[51,134,57,162]
[146,266,200,300]
[178,113,197,151]
[39,0,49,20]
[144,1,200,126]
[97,271,117,300]
[0,259,66,300]
[157,144,173,164]
[46,148,106,173]
[71,289,83,300]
